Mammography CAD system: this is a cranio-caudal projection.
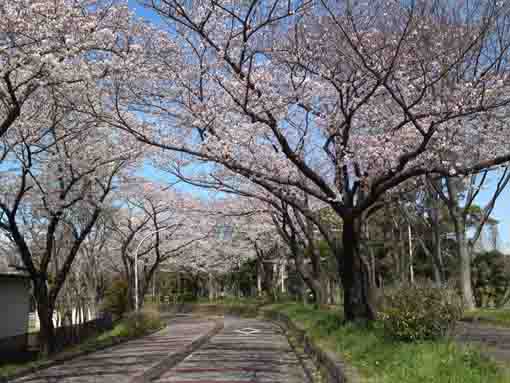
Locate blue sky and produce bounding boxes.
[129,0,163,22]
[473,177,510,253]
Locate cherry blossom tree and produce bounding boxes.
[158,195,276,298]
[0,116,137,354]
[111,0,510,320]
[107,180,213,308]
[0,0,160,353]
[0,0,147,160]
[54,211,116,325]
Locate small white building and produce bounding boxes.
[0,272,31,355]
[0,273,31,340]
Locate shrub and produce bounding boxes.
[102,278,130,319]
[472,251,510,308]
[378,283,463,342]
[179,292,198,303]
[121,308,164,337]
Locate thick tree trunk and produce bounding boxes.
[308,243,327,305]
[456,228,476,310]
[140,263,162,307]
[418,237,443,286]
[341,216,376,322]
[122,258,136,312]
[445,178,476,309]
[34,280,56,356]
[291,248,326,305]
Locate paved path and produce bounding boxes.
[155,316,313,383]
[14,316,217,383]
[455,321,510,364]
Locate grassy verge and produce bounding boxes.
[0,310,165,381]
[192,297,269,315]
[266,303,510,383]
[204,296,268,308]
[463,309,510,327]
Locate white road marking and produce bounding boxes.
[234,327,261,336]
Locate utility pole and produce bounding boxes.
[134,226,170,312]
[408,224,414,284]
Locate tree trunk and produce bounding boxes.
[140,262,162,308]
[34,280,56,356]
[430,199,444,285]
[433,223,444,285]
[127,273,136,311]
[311,279,325,306]
[444,177,476,309]
[308,238,326,305]
[390,226,401,282]
[418,237,443,286]
[456,228,476,310]
[291,248,326,305]
[341,216,376,322]
[208,273,215,301]
[296,272,307,304]
[262,263,273,295]
[177,272,181,295]
[256,260,262,296]
[399,227,406,283]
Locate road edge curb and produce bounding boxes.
[129,318,224,383]
[262,310,362,383]
[0,323,167,383]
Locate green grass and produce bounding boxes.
[213,296,268,307]
[463,309,510,327]
[194,296,269,312]
[266,303,510,383]
[198,296,267,305]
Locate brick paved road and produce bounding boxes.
[455,321,510,364]
[14,316,216,383]
[154,316,313,383]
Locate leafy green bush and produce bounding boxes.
[472,251,510,308]
[102,278,130,319]
[121,308,164,337]
[378,284,463,341]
